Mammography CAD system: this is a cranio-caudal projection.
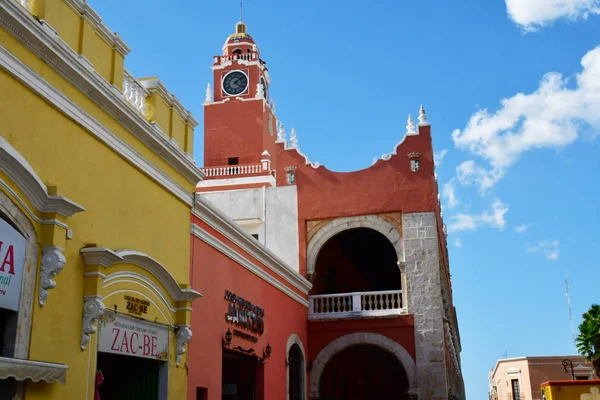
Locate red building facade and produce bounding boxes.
[188,20,465,400]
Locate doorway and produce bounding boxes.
[222,350,258,400]
[96,352,165,400]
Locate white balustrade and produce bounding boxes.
[308,290,405,320]
[201,163,266,178]
[123,70,148,114]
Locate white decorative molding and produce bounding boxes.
[0,136,85,217]
[191,223,309,307]
[255,83,265,99]
[80,248,202,303]
[283,138,321,169]
[418,104,430,126]
[270,99,276,113]
[0,178,68,230]
[81,296,105,350]
[139,78,195,123]
[196,174,276,189]
[0,45,195,206]
[16,0,29,11]
[0,1,203,186]
[309,332,417,398]
[205,83,213,103]
[175,325,192,366]
[39,246,66,306]
[406,114,416,135]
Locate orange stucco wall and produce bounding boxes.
[187,219,308,400]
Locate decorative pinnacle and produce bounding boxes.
[205,83,213,103]
[277,122,286,141]
[270,99,276,113]
[406,114,416,135]
[418,105,429,126]
[255,83,265,100]
[289,128,298,147]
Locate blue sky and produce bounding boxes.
[89,0,600,397]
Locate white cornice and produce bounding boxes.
[0,136,85,218]
[139,77,198,127]
[191,224,308,307]
[196,174,276,189]
[0,45,194,206]
[0,1,203,185]
[192,196,311,295]
[80,247,202,303]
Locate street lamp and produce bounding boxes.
[562,359,575,380]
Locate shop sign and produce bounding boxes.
[224,290,264,335]
[98,311,169,361]
[124,295,150,316]
[0,218,26,312]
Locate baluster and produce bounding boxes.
[386,293,392,309]
[334,297,340,312]
[361,295,366,310]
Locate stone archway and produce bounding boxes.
[309,332,416,399]
[306,215,404,279]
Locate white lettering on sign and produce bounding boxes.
[0,218,26,312]
[98,311,169,361]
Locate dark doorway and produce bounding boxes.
[288,344,304,400]
[312,228,400,295]
[96,352,163,400]
[222,350,257,400]
[320,345,410,400]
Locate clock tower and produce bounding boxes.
[203,21,278,175]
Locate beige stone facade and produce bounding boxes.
[489,356,596,400]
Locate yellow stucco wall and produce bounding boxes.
[0,1,200,399]
[542,383,600,399]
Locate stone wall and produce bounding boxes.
[403,212,447,400]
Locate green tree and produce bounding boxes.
[576,304,600,377]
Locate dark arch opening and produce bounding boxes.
[311,228,400,295]
[320,344,410,400]
[232,48,242,54]
[288,343,304,400]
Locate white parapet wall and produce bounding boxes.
[198,186,300,272]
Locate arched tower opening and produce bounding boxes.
[311,228,400,295]
[320,344,410,400]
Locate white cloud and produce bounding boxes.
[447,199,509,233]
[442,179,459,208]
[452,46,600,189]
[515,224,527,233]
[528,240,560,260]
[454,238,463,248]
[434,149,448,166]
[505,0,600,31]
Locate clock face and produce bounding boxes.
[222,71,248,96]
[260,77,268,100]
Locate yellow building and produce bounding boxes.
[0,0,203,399]
[541,380,600,400]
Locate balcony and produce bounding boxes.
[308,290,406,321]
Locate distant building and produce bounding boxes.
[489,356,596,400]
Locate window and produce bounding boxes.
[511,379,520,400]
[232,49,242,55]
[228,157,239,166]
[576,376,589,380]
[196,387,208,400]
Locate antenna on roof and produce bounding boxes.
[566,275,577,352]
[240,0,243,21]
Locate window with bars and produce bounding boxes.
[511,379,521,400]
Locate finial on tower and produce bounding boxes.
[277,122,286,141]
[205,83,213,103]
[289,128,298,148]
[406,114,416,135]
[240,0,243,21]
[418,105,429,126]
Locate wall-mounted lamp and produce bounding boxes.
[222,328,232,348]
[263,343,272,359]
[562,358,575,380]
